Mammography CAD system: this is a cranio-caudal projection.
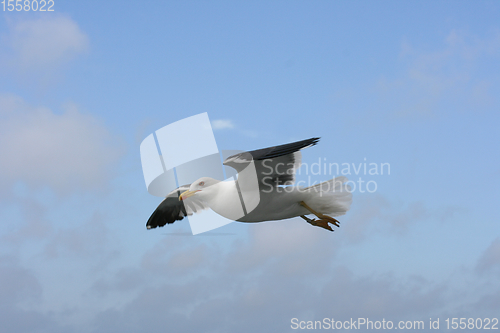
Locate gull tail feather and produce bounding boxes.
[304,176,352,217]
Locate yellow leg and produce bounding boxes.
[300,201,340,230]
[300,215,334,231]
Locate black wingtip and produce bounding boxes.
[308,137,320,146]
[254,137,321,160]
[146,197,187,230]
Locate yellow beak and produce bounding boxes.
[179,190,199,201]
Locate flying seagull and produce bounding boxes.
[146,138,352,231]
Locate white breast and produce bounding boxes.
[205,180,246,221]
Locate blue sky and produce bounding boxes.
[1,1,500,332]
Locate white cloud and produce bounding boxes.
[211,119,235,130]
[2,15,89,71]
[210,119,260,137]
[1,200,498,332]
[0,94,122,193]
[83,221,482,333]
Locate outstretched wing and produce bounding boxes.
[146,184,208,229]
[223,137,319,189]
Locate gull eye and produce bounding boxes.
[198,181,205,186]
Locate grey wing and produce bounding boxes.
[223,137,319,189]
[146,184,208,229]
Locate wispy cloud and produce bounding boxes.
[2,15,89,71]
[210,119,260,137]
[211,119,235,130]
